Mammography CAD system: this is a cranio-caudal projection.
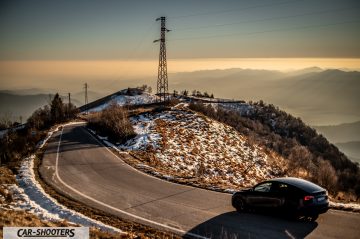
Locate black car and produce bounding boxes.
[232,177,329,220]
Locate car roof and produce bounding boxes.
[268,177,325,193]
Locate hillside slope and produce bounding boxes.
[98,105,286,190]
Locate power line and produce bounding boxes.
[174,6,360,31]
[170,19,360,42]
[126,21,156,60]
[171,0,303,19]
[97,21,156,91]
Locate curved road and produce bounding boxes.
[40,124,360,238]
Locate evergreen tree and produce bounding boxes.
[50,93,65,123]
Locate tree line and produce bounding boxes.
[0,93,78,167]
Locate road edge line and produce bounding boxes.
[55,125,209,239]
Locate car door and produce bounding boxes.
[281,184,301,210]
[247,182,273,207]
[247,182,284,208]
[269,182,287,208]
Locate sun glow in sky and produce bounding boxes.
[1,58,359,91]
[0,0,360,90]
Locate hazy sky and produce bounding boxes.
[1,0,360,60]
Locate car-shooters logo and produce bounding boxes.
[3,227,89,239]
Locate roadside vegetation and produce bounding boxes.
[189,101,360,201]
[0,93,78,168]
[0,93,179,238]
[175,89,214,98]
[87,102,136,143]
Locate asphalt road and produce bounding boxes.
[40,124,360,239]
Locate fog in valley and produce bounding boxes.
[1,65,360,163]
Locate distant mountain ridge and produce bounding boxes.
[0,88,53,95]
[314,121,360,143]
[335,141,360,164]
[0,92,51,121]
[0,92,83,121]
[171,67,360,125]
[1,67,359,126]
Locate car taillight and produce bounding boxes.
[304,195,314,201]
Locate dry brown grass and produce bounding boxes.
[0,166,16,204]
[114,109,286,192]
[0,186,13,204]
[0,166,17,184]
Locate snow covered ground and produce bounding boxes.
[330,201,360,212]
[1,122,122,234]
[89,92,157,112]
[118,107,286,189]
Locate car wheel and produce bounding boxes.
[232,195,246,212]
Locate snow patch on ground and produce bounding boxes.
[330,201,360,212]
[2,121,122,234]
[11,156,121,233]
[89,93,157,112]
[119,114,161,151]
[118,109,285,189]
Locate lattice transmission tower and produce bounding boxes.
[154,16,171,103]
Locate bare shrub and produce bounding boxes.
[314,159,338,193]
[197,162,206,177]
[88,102,136,143]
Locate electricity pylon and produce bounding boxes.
[154,16,171,103]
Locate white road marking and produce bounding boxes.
[285,230,296,239]
[55,125,209,239]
